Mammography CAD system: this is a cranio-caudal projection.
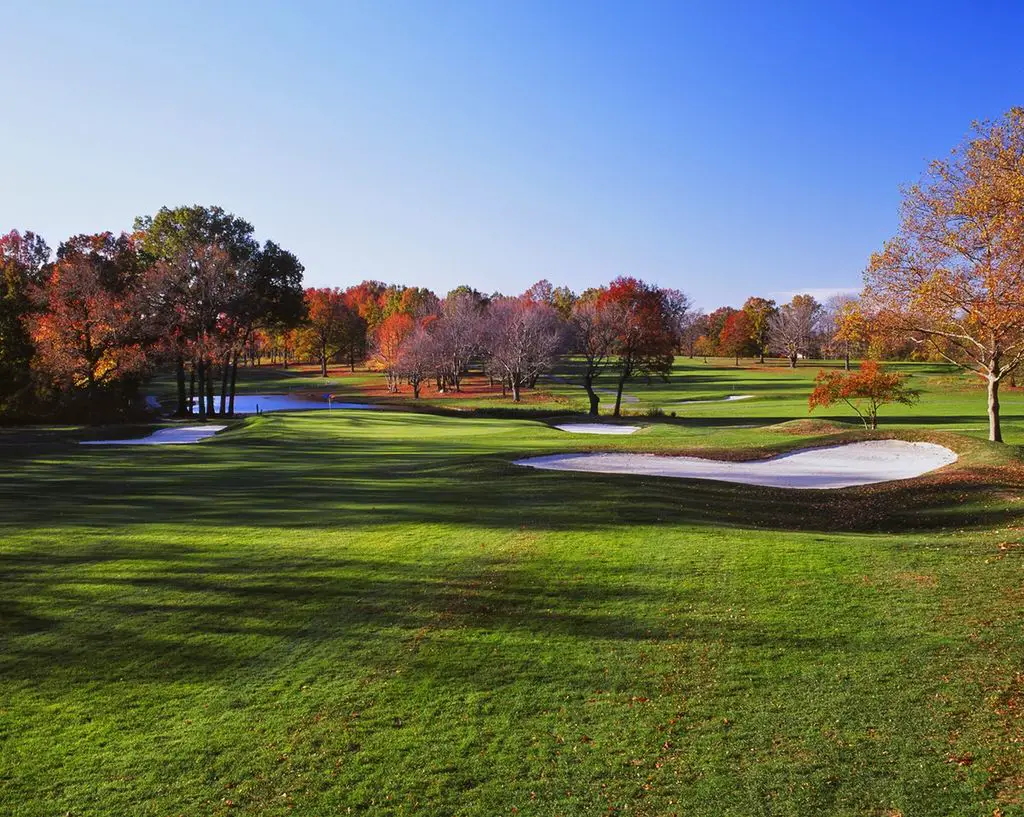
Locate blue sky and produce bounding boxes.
[3,1,1023,309]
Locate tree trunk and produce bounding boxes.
[511,379,521,403]
[988,374,1002,443]
[583,373,600,416]
[205,360,215,418]
[219,356,230,416]
[844,351,851,371]
[196,360,207,421]
[188,368,195,416]
[789,354,797,368]
[175,356,187,416]
[229,354,239,416]
[758,348,765,364]
[613,371,627,417]
[735,354,739,366]
[320,349,328,378]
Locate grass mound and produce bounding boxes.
[766,418,858,435]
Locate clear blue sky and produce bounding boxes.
[3,0,1022,309]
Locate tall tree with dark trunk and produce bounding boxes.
[865,109,1024,443]
[601,277,678,417]
[135,205,259,416]
[569,290,619,415]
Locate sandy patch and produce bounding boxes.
[514,440,957,489]
[554,423,641,435]
[82,426,227,446]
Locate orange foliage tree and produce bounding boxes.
[719,310,754,365]
[865,108,1024,442]
[808,360,919,430]
[31,234,150,407]
[371,312,415,392]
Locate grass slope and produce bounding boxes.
[3,403,1024,816]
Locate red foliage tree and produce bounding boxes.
[599,277,678,416]
[719,310,755,365]
[31,233,151,411]
[808,360,919,430]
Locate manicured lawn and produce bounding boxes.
[3,362,1024,815]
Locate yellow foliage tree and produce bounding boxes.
[865,108,1024,442]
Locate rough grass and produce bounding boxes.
[4,361,1024,816]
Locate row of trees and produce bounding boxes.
[678,293,884,369]
[0,206,305,421]
[358,277,685,416]
[3,107,1022,439]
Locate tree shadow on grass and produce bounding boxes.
[0,544,893,687]
[0,419,1021,535]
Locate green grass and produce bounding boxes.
[4,361,1024,815]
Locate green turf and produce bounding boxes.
[3,361,1024,815]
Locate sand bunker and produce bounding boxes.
[192,395,382,414]
[82,426,227,446]
[554,423,640,435]
[676,395,754,404]
[515,440,957,489]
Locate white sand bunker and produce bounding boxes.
[554,423,641,435]
[676,395,754,404]
[515,440,957,489]
[192,394,382,414]
[81,425,227,446]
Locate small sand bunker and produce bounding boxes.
[192,394,382,414]
[515,440,957,489]
[554,423,641,435]
[81,426,227,446]
[676,395,753,404]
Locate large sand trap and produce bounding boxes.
[192,394,382,414]
[554,423,641,435]
[515,440,957,489]
[81,426,227,446]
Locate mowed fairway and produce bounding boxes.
[3,365,1024,815]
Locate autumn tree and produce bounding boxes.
[371,312,415,392]
[435,291,485,391]
[808,360,919,430]
[741,297,777,363]
[703,306,737,356]
[136,205,259,416]
[679,309,708,357]
[484,297,567,402]
[826,295,870,370]
[601,277,678,417]
[769,294,821,367]
[719,310,755,365]
[0,230,51,415]
[569,289,619,415]
[865,109,1024,442]
[301,288,352,377]
[397,318,439,398]
[31,233,151,416]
